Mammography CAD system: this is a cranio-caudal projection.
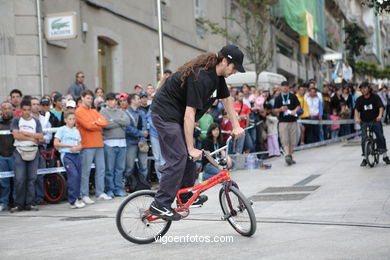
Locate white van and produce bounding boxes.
[226,71,286,90]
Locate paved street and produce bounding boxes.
[1,127,390,260]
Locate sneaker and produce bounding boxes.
[0,204,4,212]
[96,193,113,200]
[106,191,115,198]
[384,157,390,165]
[180,194,208,206]
[149,201,182,221]
[285,155,292,166]
[360,159,368,167]
[291,156,296,164]
[82,196,95,204]
[25,205,39,211]
[114,190,128,197]
[10,206,23,213]
[70,199,86,209]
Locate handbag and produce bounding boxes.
[16,146,38,161]
[139,142,149,153]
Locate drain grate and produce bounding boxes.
[250,193,310,201]
[60,215,108,221]
[259,185,320,193]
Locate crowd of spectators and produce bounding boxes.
[1,70,389,212]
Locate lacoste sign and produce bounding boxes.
[45,12,77,41]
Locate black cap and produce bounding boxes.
[139,91,148,98]
[53,93,63,102]
[359,81,371,88]
[106,92,116,100]
[40,97,50,105]
[281,81,289,86]
[220,45,245,73]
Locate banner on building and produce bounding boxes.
[45,12,77,41]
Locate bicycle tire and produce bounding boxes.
[219,186,256,237]
[364,139,376,168]
[44,173,67,203]
[116,190,171,244]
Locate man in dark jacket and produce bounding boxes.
[0,101,15,211]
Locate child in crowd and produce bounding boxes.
[265,104,280,157]
[54,110,85,209]
[329,108,340,139]
[339,101,351,138]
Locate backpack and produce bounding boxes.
[127,172,151,192]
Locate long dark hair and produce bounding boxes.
[177,52,225,87]
[206,123,223,145]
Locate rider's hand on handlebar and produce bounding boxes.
[355,118,361,125]
[232,127,245,139]
[188,148,202,161]
[376,116,382,122]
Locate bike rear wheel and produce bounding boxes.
[364,139,376,168]
[116,190,171,244]
[219,186,256,237]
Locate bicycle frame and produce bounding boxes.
[144,136,238,222]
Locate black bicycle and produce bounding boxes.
[363,122,380,167]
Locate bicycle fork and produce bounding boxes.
[221,180,254,221]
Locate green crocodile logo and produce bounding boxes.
[51,18,69,30]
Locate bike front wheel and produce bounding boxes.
[219,186,256,237]
[364,139,377,168]
[116,190,171,244]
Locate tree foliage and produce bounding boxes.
[361,0,390,14]
[343,22,367,65]
[197,0,274,86]
[354,61,390,79]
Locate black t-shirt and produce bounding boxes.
[273,93,300,122]
[355,93,384,122]
[151,67,230,125]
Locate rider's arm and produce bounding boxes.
[184,106,196,153]
[378,106,384,119]
[354,109,361,123]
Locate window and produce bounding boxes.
[98,37,116,93]
[276,41,293,58]
[194,0,206,37]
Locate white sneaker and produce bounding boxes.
[75,199,86,208]
[0,204,4,211]
[82,196,95,204]
[97,193,113,200]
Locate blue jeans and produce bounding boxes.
[331,129,339,139]
[234,135,245,154]
[0,155,14,208]
[150,136,165,181]
[80,148,105,198]
[104,145,126,194]
[35,152,46,204]
[245,127,256,152]
[202,164,221,181]
[14,150,39,208]
[125,144,148,179]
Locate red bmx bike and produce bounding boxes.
[116,136,257,244]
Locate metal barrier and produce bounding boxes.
[0,119,360,179]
